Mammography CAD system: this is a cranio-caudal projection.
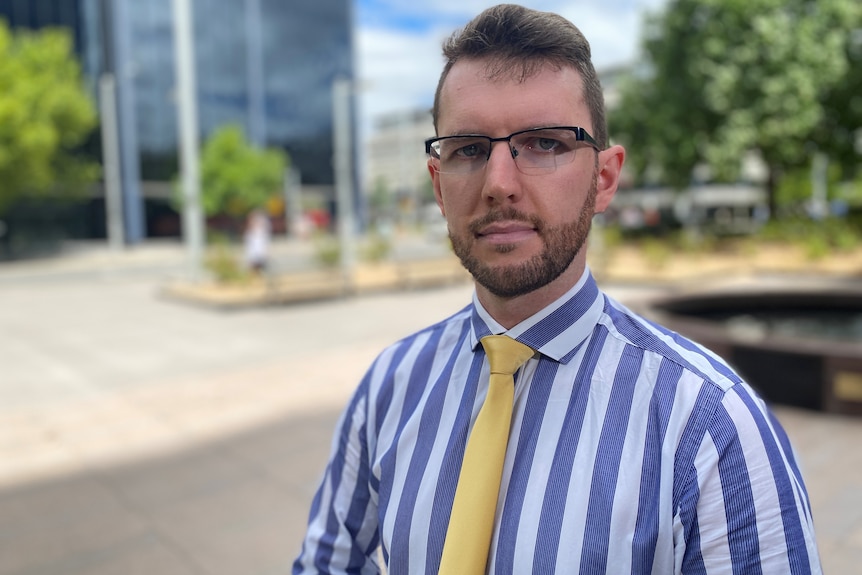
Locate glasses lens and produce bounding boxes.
[510,129,580,173]
[430,128,595,176]
[434,137,490,174]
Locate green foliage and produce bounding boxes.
[758,216,861,256]
[360,232,391,263]
[814,10,862,178]
[419,177,436,206]
[203,232,248,283]
[0,21,99,215]
[674,229,718,255]
[598,224,623,252]
[640,236,673,270]
[776,169,815,207]
[610,0,862,212]
[831,223,859,252]
[311,232,394,268]
[775,162,845,208]
[205,244,246,283]
[313,232,341,267]
[368,176,393,227]
[192,125,288,217]
[839,177,862,205]
[804,233,830,261]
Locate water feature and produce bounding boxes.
[643,287,862,416]
[701,308,862,343]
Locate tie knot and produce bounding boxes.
[480,335,535,376]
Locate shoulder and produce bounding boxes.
[382,303,472,360]
[361,303,473,393]
[599,293,743,393]
[596,293,759,456]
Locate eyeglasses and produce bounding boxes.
[425,126,599,176]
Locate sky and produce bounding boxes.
[354,0,668,139]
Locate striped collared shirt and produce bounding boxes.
[294,270,822,574]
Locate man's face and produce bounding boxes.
[429,60,617,299]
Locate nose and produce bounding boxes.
[481,140,522,203]
[482,138,519,163]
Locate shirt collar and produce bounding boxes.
[470,267,605,364]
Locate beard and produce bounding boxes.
[449,178,597,299]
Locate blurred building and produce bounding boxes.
[365,109,434,227]
[0,0,357,245]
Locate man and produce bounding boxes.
[293,4,821,573]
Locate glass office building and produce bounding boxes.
[125,0,355,184]
[0,0,356,242]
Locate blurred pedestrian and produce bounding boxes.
[243,208,270,275]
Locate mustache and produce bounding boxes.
[467,207,543,236]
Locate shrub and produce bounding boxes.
[313,233,341,267]
[204,242,246,283]
[641,236,672,270]
[360,233,391,263]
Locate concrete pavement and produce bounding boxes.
[1,242,861,574]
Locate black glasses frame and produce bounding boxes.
[424,126,600,159]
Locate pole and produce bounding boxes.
[284,167,302,237]
[810,152,828,220]
[110,0,145,243]
[333,77,355,283]
[99,74,125,251]
[173,0,205,280]
[245,0,265,147]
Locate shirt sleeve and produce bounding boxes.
[675,383,822,574]
[292,380,382,575]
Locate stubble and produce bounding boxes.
[449,178,598,299]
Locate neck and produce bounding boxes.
[476,259,586,329]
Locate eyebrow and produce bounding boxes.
[442,125,564,137]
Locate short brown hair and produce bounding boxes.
[431,3,608,149]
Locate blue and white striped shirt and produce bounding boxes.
[294,270,822,574]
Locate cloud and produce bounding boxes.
[355,0,667,142]
[356,25,448,134]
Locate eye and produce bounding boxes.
[536,137,560,152]
[519,130,576,155]
[455,143,482,158]
[450,138,489,160]
[520,136,561,154]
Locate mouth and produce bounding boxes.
[476,222,538,244]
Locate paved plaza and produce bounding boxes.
[0,242,861,574]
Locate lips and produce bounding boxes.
[477,222,537,244]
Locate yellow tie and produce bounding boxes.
[438,335,535,575]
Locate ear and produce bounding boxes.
[428,159,446,217]
[594,144,625,214]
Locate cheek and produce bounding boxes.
[547,174,597,218]
[438,183,475,218]
[534,185,580,220]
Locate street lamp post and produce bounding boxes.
[99,74,126,251]
[333,76,355,286]
[245,0,265,147]
[172,0,205,280]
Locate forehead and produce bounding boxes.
[437,59,588,134]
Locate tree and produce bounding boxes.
[0,21,99,215]
[814,23,862,179]
[611,0,861,217]
[197,125,288,217]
